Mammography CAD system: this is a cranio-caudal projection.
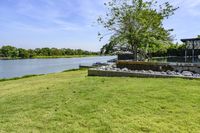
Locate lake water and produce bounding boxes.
[0,56,115,79]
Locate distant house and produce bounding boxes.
[181,38,200,61]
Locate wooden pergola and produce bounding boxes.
[181,38,200,62]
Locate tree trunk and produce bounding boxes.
[131,44,138,61]
[134,45,138,61]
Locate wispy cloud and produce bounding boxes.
[0,0,106,32]
[184,0,200,16]
[165,0,200,16]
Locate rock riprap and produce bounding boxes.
[92,65,200,78]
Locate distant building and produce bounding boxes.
[181,38,200,62]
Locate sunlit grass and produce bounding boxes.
[1,70,200,132]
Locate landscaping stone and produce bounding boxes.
[148,70,154,74]
[91,64,200,79]
[166,70,175,75]
[141,70,146,73]
[161,72,167,75]
[193,74,200,77]
[182,71,193,76]
[122,68,129,72]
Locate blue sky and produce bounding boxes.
[0,0,200,51]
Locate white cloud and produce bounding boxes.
[185,0,200,16]
[3,0,107,32]
[168,0,200,16]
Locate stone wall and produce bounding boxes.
[117,61,200,73]
[170,63,200,73]
[88,69,198,79]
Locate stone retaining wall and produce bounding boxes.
[170,63,200,73]
[88,69,199,79]
[117,61,200,73]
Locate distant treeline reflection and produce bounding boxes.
[0,45,99,59]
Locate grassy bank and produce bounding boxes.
[1,70,200,132]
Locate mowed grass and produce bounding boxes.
[1,70,200,132]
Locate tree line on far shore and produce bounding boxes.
[0,45,99,59]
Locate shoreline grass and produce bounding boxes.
[0,74,44,82]
[0,68,87,82]
[1,70,200,132]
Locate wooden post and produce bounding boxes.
[185,42,187,62]
[185,49,187,62]
[192,40,195,63]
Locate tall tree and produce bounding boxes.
[98,0,178,60]
[1,45,18,58]
[18,48,30,58]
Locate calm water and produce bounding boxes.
[0,56,115,79]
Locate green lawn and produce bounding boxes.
[1,70,200,132]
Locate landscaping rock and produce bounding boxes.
[122,68,129,72]
[116,68,121,71]
[176,72,183,76]
[193,74,200,77]
[161,72,167,75]
[101,66,106,70]
[148,70,154,74]
[91,65,200,78]
[182,71,193,76]
[166,70,176,75]
[112,64,117,68]
[141,70,146,73]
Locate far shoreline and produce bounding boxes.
[0,55,101,60]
